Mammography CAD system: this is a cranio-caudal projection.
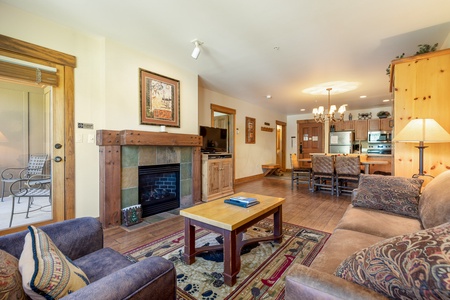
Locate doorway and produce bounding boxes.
[210,104,236,182]
[276,121,287,171]
[297,120,324,166]
[0,34,76,234]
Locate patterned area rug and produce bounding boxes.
[124,219,330,300]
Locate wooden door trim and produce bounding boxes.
[210,104,236,184]
[0,35,76,233]
[0,34,76,67]
[276,120,287,171]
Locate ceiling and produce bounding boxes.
[3,0,450,115]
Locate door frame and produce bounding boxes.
[210,104,236,183]
[0,34,76,234]
[276,120,287,171]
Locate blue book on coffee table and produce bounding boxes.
[224,199,260,208]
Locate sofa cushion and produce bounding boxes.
[19,226,90,300]
[335,222,450,299]
[419,170,450,229]
[310,228,385,274]
[336,204,422,238]
[0,249,27,300]
[352,174,423,219]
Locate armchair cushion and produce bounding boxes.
[0,249,27,300]
[335,222,450,299]
[74,248,133,282]
[352,174,423,219]
[19,226,90,299]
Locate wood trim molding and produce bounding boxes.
[235,173,264,184]
[210,104,236,115]
[96,130,202,147]
[0,34,76,67]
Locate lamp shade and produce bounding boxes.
[393,119,450,143]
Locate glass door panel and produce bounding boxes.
[0,81,53,229]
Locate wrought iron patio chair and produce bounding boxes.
[335,155,361,196]
[8,174,51,228]
[1,154,48,202]
[290,153,311,190]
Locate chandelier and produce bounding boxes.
[312,88,346,123]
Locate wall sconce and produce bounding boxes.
[191,39,203,60]
[236,128,240,134]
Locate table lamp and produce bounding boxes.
[393,118,450,178]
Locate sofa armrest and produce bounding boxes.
[0,217,103,259]
[62,257,176,300]
[285,264,387,300]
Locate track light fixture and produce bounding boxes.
[191,39,203,59]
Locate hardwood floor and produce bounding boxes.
[104,176,351,253]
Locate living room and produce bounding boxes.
[1,1,450,299]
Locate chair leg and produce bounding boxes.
[26,197,33,218]
[9,196,16,228]
[1,181,5,202]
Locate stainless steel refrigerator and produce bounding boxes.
[329,131,354,154]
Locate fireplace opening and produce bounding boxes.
[138,164,180,218]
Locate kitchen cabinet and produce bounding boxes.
[368,118,393,131]
[202,154,234,201]
[333,120,354,132]
[354,120,368,141]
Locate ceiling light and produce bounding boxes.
[382,99,390,102]
[312,88,346,123]
[191,39,203,60]
[300,109,305,112]
[266,95,272,99]
[303,81,359,95]
[360,95,367,98]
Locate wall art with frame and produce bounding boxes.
[140,68,180,127]
[245,116,256,144]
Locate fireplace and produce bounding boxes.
[138,163,180,217]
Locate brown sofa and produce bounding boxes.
[285,170,450,299]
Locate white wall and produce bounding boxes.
[199,88,286,179]
[0,3,199,218]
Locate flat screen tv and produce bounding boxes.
[199,126,228,153]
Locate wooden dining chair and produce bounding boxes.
[311,155,335,195]
[335,155,361,196]
[290,153,311,190]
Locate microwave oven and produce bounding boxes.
[368,131,392,143]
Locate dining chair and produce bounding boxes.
[311,155,335,195]
[1,154,48,202]
[335,155,361,196]
[290,153,311,190]
[8,174,51,227]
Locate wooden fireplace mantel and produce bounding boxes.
[96,129,202,228]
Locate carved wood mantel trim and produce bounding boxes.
[96,130,202,228]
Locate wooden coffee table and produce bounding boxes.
[180,192,285,286]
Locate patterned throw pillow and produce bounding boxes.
[0,249,27,300]
[19,226,90,299]
[352,174,423,219]
[335,222,450,299]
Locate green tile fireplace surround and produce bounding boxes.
[121,145,193,209]
[96,130,202,228]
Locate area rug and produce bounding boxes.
[124,219,330,300]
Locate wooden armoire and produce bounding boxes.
[391,48,450,185]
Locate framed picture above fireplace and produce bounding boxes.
[139,68,180,127]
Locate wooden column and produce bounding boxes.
[97,130,121,228]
